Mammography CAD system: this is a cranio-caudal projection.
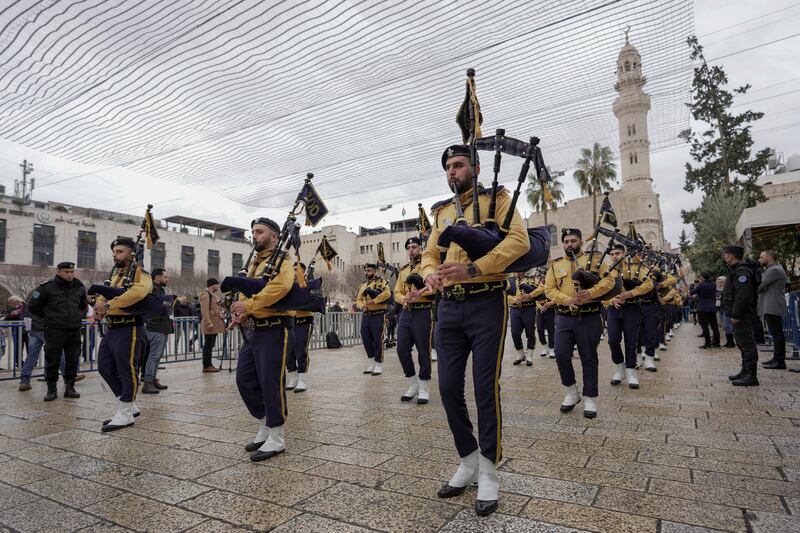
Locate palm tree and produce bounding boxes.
[526,171,563,227]
[573,143,617,221]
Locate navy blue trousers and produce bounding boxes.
[236,327,289,428]
[287,322,311,373]
[397,307,433,380]
[536,307,555,348]
[554,313,602,398]
[361,313,385,363]
[436,289,507,464]
[510,306,536,350]
[98,325,144,402]
[636,302,660,356]
[608,304,642,368]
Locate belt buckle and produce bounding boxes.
[451,284,466,301]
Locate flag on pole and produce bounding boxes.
[456,70,483,144]
[600,194,617,227]
[317,235,338,271]
[141,205,159,249]
[296,180,328,227]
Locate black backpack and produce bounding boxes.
[326,331,342,349]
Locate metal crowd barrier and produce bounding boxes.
[785,291,800,359]
[1,312,366,381]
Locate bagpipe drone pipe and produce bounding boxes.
[88,205,174,320]
[219,174,327,314]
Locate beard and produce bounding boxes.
[254,241,267,252]
[564,245,582,256]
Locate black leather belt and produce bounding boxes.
[249,316,294,330]
[557,305,601,316]
[364,310,386,316]
[106,316,142,329]
[510,302,537,309]
[406,302,433,310]
[294,315,314,326]
[443,281,507,302]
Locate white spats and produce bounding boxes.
[626,368,639,389]
[257,425,285,453]
[449,449,479,488]
[658,343,668,351]
[371,362,383,375]
[560,384,580,412]
[477,454,499,502]
[431,349,438,362]
[548,348,555,358]
[513,349,526,365]
[583,396,598,418]
[364,361,376,374]
[285,371,298,390]
[254,417,269,443]
[644,355,658,372]
[294,373,307,392]
[540,347,549,357]
[610,363,625,385]
[401,376,419,402]
[417,379,430,404]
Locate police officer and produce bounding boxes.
[508,272,539,366]
[545,228,615,419]
[605,245,655,389]
[421,144,529,517]
[233,218,295,461]
[722,244,760,386]
[27,261,88,401]
[394,236,434,404]
[93,239,152,431]
[355,264,390,375]
[286,262,312,393]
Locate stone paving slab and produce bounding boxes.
[1,322,800,531]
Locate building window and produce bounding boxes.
[631,123,636,135]
[634,152,638,164]
[32,224,55,266]
[77,231,96,270]
[151,242,166,270]
[232,252,243,274]
[392,242,400,252]
[181,245,194,276]
[0,219,6,262]
[207,249,220,278]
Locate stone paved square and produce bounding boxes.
[2,325,800,532]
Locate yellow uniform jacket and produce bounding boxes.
[394,259,435,306]
[239,249,294,318]
[545,252,615,308]
[98,266,152,316]
[356,276,391,311]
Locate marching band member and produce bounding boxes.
[355,264,391,375]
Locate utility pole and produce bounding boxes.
[14,159,34,204]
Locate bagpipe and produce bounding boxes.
[88,205,173,320]
[219,173,327,314]
[436,69,550,273]
[404,258,426,290]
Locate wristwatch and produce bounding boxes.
[466,263,479,278]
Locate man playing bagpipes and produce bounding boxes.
[232,217,295,462]
[93,237,152,432]
[394,236,434,404]
[602,244,655,390]
[508,271,542,366]
[545,228,616,419]
[534,266,556,358]
[285,262,312,394]
[355,263,391,376]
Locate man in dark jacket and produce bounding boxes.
[142,268,174,393]
[691,272,721,349]
[721,245,759,386]
[758,250,789,369]
[27,262,88,401]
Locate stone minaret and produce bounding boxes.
[612,33,665,249]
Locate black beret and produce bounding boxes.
[722,244,744,259]
[404,237,421,249]
[57,261,75,269]
[364,263,377,269]
[561,228,582,241]
[441,144,479,170]
[251,217,281,233]
[611,244,626,252]
[206,278,219,287]
[111,237,135,250]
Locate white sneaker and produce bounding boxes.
[548,348,555,358]
[401,376,419,402]
[363,361,375,374]
[610,363,625,385]
[371,362,383,375]
[294,373,307,393]
[477,453,499,502]
[417,379,429,404]
[447,450,479,488]
[626,368,639,389]
[583,396,598,419]
[658,343,667,351]
[540,347,549,357]
[513,348,526,365]
[560,384,580,412]
[644,355,657,372]
[102,402,135,432]
[431,349,437,362]
[285,371,298,390]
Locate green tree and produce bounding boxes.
[526,171,564,226]
[680,35,769,223]
[573,143,617,222]
[685,186,747,276]
[677,228,691,252]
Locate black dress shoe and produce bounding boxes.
[699,345,710,349]
[559,398,580,413]
[525,360,533,367]
[512,359,523,366]
[437,484,467,498]
[400,394,414,402]
[762,359,786,369]
[101,422,134,433]
[103,411,140,426]
[475,499,498,516]
[583,409,597,419]
[728,368,744,381]
[732,372,759,386]
[250,448,284,462]
[245,441,266,452]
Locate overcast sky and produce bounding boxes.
[1,0,797,246]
